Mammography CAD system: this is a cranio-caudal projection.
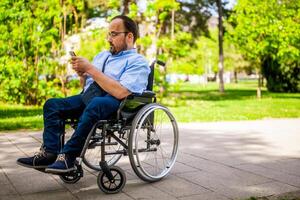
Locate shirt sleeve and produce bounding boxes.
[119,56,150,94]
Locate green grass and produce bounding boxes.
[0,104,43,131]
[0,80,299,131]
[164,81,300,122]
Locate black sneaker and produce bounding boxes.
[45,154,76,174]
[16,148,57,169]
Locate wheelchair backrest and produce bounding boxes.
[146,60,166,91]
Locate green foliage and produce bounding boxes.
[262,56,299,92]
[176,0,214,37]
[108,0,120,9]
[128,3,138,19]
[228,0,300,92]
[77,29,109,61]
[158,32,193,58]
[0,0,238,106]
[167,28,245,75]
[0,0,64,105]
[146,0,179,15]
[136,36,152,51]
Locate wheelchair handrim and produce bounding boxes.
[132,104,179,180]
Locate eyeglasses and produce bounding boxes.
[107,31,129,38]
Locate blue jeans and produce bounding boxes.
[42,94,120,156]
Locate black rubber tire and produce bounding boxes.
[59,172,81,184]
[97,166,126,194]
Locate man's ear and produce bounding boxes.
[127,32,134,42]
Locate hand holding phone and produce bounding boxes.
[69,51,76,57]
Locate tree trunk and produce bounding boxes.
[60,0,64,48]
[81,13,86,30]
[257,71,262,99]
[63,10,67,39]
[171,9,175,40]
[72,6,79,33]
[217,0,224,93]
[234,69,238,83]
[122,0,131,15]
[59,75,67,97]
[34,49,39,105]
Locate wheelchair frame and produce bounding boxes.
[58,60,179,194]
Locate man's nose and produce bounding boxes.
[107,36,113,43]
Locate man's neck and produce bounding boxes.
[127,44,134,49]
[112,46,134,55]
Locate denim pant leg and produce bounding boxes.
[42,95,85,154]
[62,95,120,156]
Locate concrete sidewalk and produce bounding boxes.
[1,119,300,200]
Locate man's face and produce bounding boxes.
[107,19,128,55]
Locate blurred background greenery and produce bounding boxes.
[0,0,299,130]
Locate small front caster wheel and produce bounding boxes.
[97,166,126,194]
[59,168,83,184]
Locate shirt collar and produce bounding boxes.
[111,48,137,57]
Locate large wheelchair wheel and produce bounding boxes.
[83,129,126,171]
[128,103,179,182]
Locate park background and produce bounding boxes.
[0,0,299,131]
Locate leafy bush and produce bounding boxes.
[0,0,64,105]
[262,57,300,92]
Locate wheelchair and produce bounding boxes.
[58,60,179,194]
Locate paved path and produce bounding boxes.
[1,119,300,200]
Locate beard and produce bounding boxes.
[109,45,116,55]
[109,40,128,55]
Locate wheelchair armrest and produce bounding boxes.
[116,90,156,120]
[128,90,156,99]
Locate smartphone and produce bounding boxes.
[69,51,76,57]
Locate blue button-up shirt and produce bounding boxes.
[84,49,150,94]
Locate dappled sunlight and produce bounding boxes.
[1,119,299,199]
[179,120,300,165]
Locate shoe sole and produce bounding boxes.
[45,167,76,174]
[16,161,48,169]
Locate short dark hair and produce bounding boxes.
[111,15,139,43]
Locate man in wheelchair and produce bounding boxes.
[17,15,150,174]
